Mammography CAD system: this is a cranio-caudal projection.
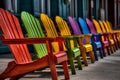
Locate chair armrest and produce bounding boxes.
[2,37,66,57]
[81,34,92,44]
[62,35,84,49]
[63,35,84,40]
[92,33,102,36]
[2,37,65,44]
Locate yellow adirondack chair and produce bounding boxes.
[102,21,116,52]
[106,20,120,49]
[55,16,95,66]
[40,14,83,74]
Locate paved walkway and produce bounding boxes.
[0,50,120,80]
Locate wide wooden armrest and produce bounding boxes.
[77,34,92,45]
[102,32,110,36]
[63,35,84,40]
[92,33,102,36]
[83,34,92,37]
[2,37,65,45]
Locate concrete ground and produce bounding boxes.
[0,50,120,80]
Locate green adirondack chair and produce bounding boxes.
[21,11,82,74]
[0,8,69,80]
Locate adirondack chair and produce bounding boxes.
[106,20,120,48]
[92,19,112,54]
[22,12,82,75]
[55,16,95,66]
[86,18,109,57]
[98,20,116,53]
[0,8,69,80]
[68,17,96,63]
[77,17,103,60]
[103,21,119,50]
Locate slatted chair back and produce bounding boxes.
[55,16,75,49]
[86,18,96,34]
[106,21,112,31]
[40,14,63,52]
[78,18,90,34]
[98,20,107,33]
[103,21,111,32]
[0,8,32,64]
[55,16,71,36]
[40,14,58,37]
[92,19,103,33]
[68,16,82,35]
[21,12,47,58]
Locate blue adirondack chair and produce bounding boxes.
[78,17,104,61]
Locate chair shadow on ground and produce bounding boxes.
[23,66,69,80]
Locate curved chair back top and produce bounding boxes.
[86,18,96,34]
[103,21,110,32]
[92,19,102,33]
[0,8,32,63]
[106,20,112,32]
[55,16,71,36]
[98,20,107,33]
[40,14,58,37]
[78,17,90,34]
[21,11,48,58]
[68,16,81,35]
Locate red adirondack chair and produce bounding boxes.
[0,8,69,80]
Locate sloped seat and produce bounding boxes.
[0,8,69,80]
[55,16,95,66]
[21,12,82,75]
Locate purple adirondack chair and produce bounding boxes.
[68,17,81,35]
[86,18,96,34]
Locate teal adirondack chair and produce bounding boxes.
[21,12,82,74]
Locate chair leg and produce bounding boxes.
[62,61,70,80]
[102,46,107,56]
[113,45,116,52]
[110,45,114,53]
[68,56,76,74]
[93,47,98,61]
[106,46,111,55]
[49,63,58,80]
[81,50,88,66]
[76,55,82,70]
[89,51,95,63]
[99,48,104,59]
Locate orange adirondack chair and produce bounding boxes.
[99,20,116,53]
[92,19,111,55]
[0,8,69,80]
